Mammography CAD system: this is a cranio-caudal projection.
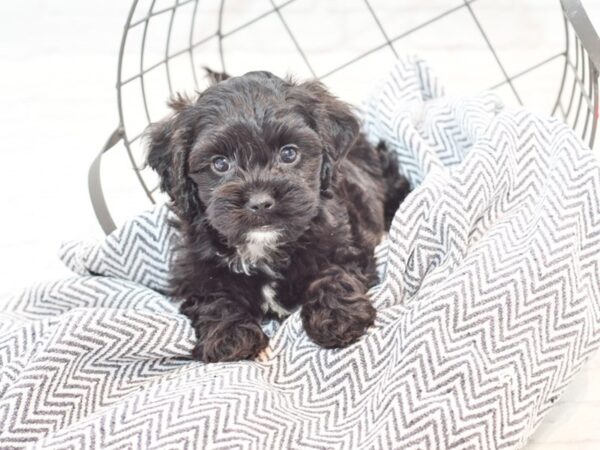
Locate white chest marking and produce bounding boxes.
[261,283,291,318]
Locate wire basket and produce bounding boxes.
[89,0,600,234]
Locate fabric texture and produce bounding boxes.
[1,56,600,449]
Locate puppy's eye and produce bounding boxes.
[211,156,231,174]
[279,145,298,164]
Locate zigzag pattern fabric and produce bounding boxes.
[1,56,600,449]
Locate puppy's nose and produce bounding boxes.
[246,192,275,212]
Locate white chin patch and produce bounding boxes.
[245,229,280,259]
[229,228,281,276]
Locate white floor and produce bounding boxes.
[1,1,599,447]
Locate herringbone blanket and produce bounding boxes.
[2,57,600,449]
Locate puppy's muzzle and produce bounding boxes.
[246,192,275,212]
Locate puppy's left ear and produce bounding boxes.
[288,81,360,192]
[292,80,360,162]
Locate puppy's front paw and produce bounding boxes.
[192,321,269,363]
[301,268,376,348]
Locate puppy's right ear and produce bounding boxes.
[146,92,195,194]
[146,115,177,196]
[145,93,203,220]
[204,67,230,85]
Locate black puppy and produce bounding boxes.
[146,71,409,362]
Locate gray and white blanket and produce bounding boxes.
[2,57,600,449]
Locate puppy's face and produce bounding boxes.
[147,71,359,253]
[187,89,323,248]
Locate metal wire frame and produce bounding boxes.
[554,0,600,148]
[89,0,600,235]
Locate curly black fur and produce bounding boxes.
[146,70,410,362]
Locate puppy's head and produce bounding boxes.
[146,71,359,252]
